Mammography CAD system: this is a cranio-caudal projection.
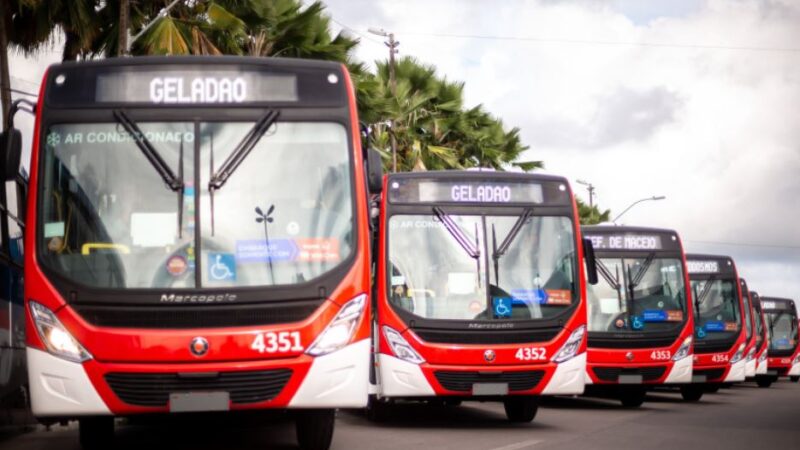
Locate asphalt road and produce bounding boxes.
[1,381,799,450]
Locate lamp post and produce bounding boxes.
[368,27,399,172]
[612,196,666,224]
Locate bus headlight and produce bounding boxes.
[29,301,92,363]
[306,294,366,356]
[793,354,800,365]
[552,325,586,364]
[383,326,425,365]
[672,336,693,361]
[730,343,746,364]
[745,347,756,362]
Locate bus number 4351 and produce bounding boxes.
[251,331,303,354]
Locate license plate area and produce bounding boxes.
[691,374,707,383]
[169,392,230,413]
[767,370,779,376]
[472,383,509,396]
[618,374,643,384]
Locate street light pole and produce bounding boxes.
[576,179,596,222]
[612,196,666,224]
[368,27,400,172]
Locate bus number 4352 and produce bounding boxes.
[515,347,547,361]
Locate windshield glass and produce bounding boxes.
[755,307,765,347]
[690,279,741,342]
[387,214,576,321]
[39,121,353,289]
[765,310,798,351]
[742,290,753,340]
[587,257,686,333]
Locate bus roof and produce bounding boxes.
[43,56,347,109]
[386,170,572,207]
[582,225,682,253]
[685,253,737,277]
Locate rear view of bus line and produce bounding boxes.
[8,56,382,450]
[370,171,597,422]
[582,226,694,407]
[685,254,747,397]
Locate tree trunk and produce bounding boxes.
[118,0,129,56]
[0,3,12,130]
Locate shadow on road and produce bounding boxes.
[540,395,655,411]
[340,403,555,431]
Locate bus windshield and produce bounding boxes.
[742,291,753,341]
[588,257,686,333]
[690,279,741,342]
[387,213,576,321]
[39,121,353,289]
[765,310,798,352]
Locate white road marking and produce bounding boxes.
[488,439,543,450]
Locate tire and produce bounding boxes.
[756,377,773,388]
[296,409,335,450]
[503,396,539,423]
[790,376,799,383]
[619,388,646,408]
[366,395,390,422]
[680,385,704,402]
[704,383,720,393]
[79,417,114,450]
[443,398,462,407]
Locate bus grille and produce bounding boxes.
[592,366,667,382]
[587,335,678,349]
[413,327,561,345]
[433,370,545,392]
[693,368,726,382]
[105,370,293,407]
[767,347,797,358]
[72,301,320,329]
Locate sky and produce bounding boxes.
[6,0,800,300]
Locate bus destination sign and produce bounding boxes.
[586,234,663,251]
[686,260,720,274]
[388,178,547,204]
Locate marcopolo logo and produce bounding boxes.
[160,293,237,303]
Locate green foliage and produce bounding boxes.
[577,198,611,225]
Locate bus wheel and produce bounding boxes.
[503,396,539,423]
[79,417,114,450]
[680,385,704,402]
[619,388,646,408]
[791,376,800,383]
[704,383,720,393]
[366,395,390,422]
[756,377,772,388]
[443,398,463,407]
[296,409,335,450]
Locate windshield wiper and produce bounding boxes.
[489,209,533,286]
[433,207,482,288]
[630,252,655,288]
[596,259,621,291]
[208,109,280,235]
[113,110,185,236]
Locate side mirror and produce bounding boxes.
[366,148,384,194]
[582,237,599,285]
[0,128,22,181]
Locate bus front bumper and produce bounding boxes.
[584,356,691,385]
[377,352,585,398]
[28,339,369,418]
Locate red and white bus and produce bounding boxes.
[685,254,747,397]
[372,171,597,422]
[758,297,800,387]
[13,57,381,450]
[749,291,769,381]
[739,279,757,379]
[582,226,694,407]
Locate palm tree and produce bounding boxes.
[577,198,611,225]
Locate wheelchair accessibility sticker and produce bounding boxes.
[493,297,513,318]
[208,253,236,281]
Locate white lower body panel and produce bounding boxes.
[664,356,693,384]
[787,362,800,376]
[27,347,110,417]
[289,339,370,408]
[724,359,746,382]
[542,353,586,395]
[745,358,757,378]
[377,353,435,397]
[756,357,768,375]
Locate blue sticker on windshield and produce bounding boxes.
[704,321,725,332]
[643,310,668,322]
[236,239,298,263]
[775,338,791,348]
[631,315,644,330]
[493,297,513,318]
[696,327,707,339]
[208,253,236,281]
[510,289,547,305]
